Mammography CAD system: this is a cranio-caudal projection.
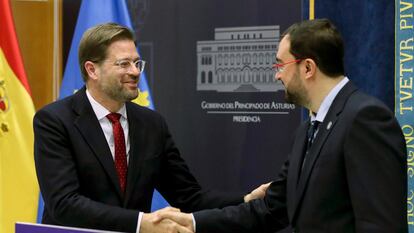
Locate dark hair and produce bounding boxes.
[282,18,345,77]
[78,22,135,81]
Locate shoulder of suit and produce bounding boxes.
[126,102,165,120]
[126,101,156,113]
[343,90,393,118]
[349,90,388,108]
[37,93,75,114]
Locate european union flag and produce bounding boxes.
[38,0,167,222]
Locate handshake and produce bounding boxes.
[140,182,271,233]
[141,207,194,233]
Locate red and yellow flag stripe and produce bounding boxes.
[0,1,39,233]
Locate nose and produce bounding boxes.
[274,71,281,81]
[128,64,140,76]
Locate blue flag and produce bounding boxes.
[60,0,153,109]
[37,0,167,222]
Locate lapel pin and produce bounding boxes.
[327,121,332,130]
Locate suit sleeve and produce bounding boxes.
[344,103,407,233]
[155,115,245,211]
[34,108,139,233]
[193,159,290,233]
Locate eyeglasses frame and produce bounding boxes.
[114,59,146,72]
[272,59,302,73]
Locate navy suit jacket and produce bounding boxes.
[194,82,407,233]
[34,87,243,232]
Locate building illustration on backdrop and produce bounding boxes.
[196,25,283,92]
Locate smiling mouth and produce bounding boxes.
[124,81,138,88]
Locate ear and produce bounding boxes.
[303,58,317,80]
[84,61,99,81]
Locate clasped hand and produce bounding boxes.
[141,182,271,233]
[141,207,193,233]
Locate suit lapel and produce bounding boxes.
[290,82,358,222]
[294,113,338,202]
[72,87,123,197]
[286,122,309,220]
[123,102,147,206]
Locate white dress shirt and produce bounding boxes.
[310,77,349,123]
[86,89,143,233]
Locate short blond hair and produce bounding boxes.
[78,22,135,81]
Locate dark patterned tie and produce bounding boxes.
[106,113,127,193]
[306,120,320,151]
[300,120,320,172]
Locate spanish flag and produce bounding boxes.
[0,1,39,232]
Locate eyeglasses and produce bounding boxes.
[272,59,302,73]
[114,59,146,72]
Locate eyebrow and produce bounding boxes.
[118,56,140,62]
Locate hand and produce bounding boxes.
[153,210,194,232]
[140,207,193,233]
[244,182,272,202]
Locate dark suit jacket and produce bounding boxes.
[34,87,243,233]
[195,82,407,233]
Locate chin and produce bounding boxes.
[131,91,139,99]
[128,93,139,100]
[120,90,137,101]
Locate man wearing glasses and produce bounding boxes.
[33,23,267,233]
[155,19,407,233]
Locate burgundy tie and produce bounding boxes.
[106,113,127,193]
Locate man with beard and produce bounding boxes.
[33,23,268,233]
[155,19,408,233]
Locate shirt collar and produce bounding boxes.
[86,89,127,120]
[310,77,349,123]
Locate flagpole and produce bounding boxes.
[53,0,62,101]
[309,0,314,20]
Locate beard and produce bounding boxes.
[284,70,309,107]
[107,85,138,102]
[100,76,139,102]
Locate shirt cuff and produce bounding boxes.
[136,212,143,233]
[191,213,196,232]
